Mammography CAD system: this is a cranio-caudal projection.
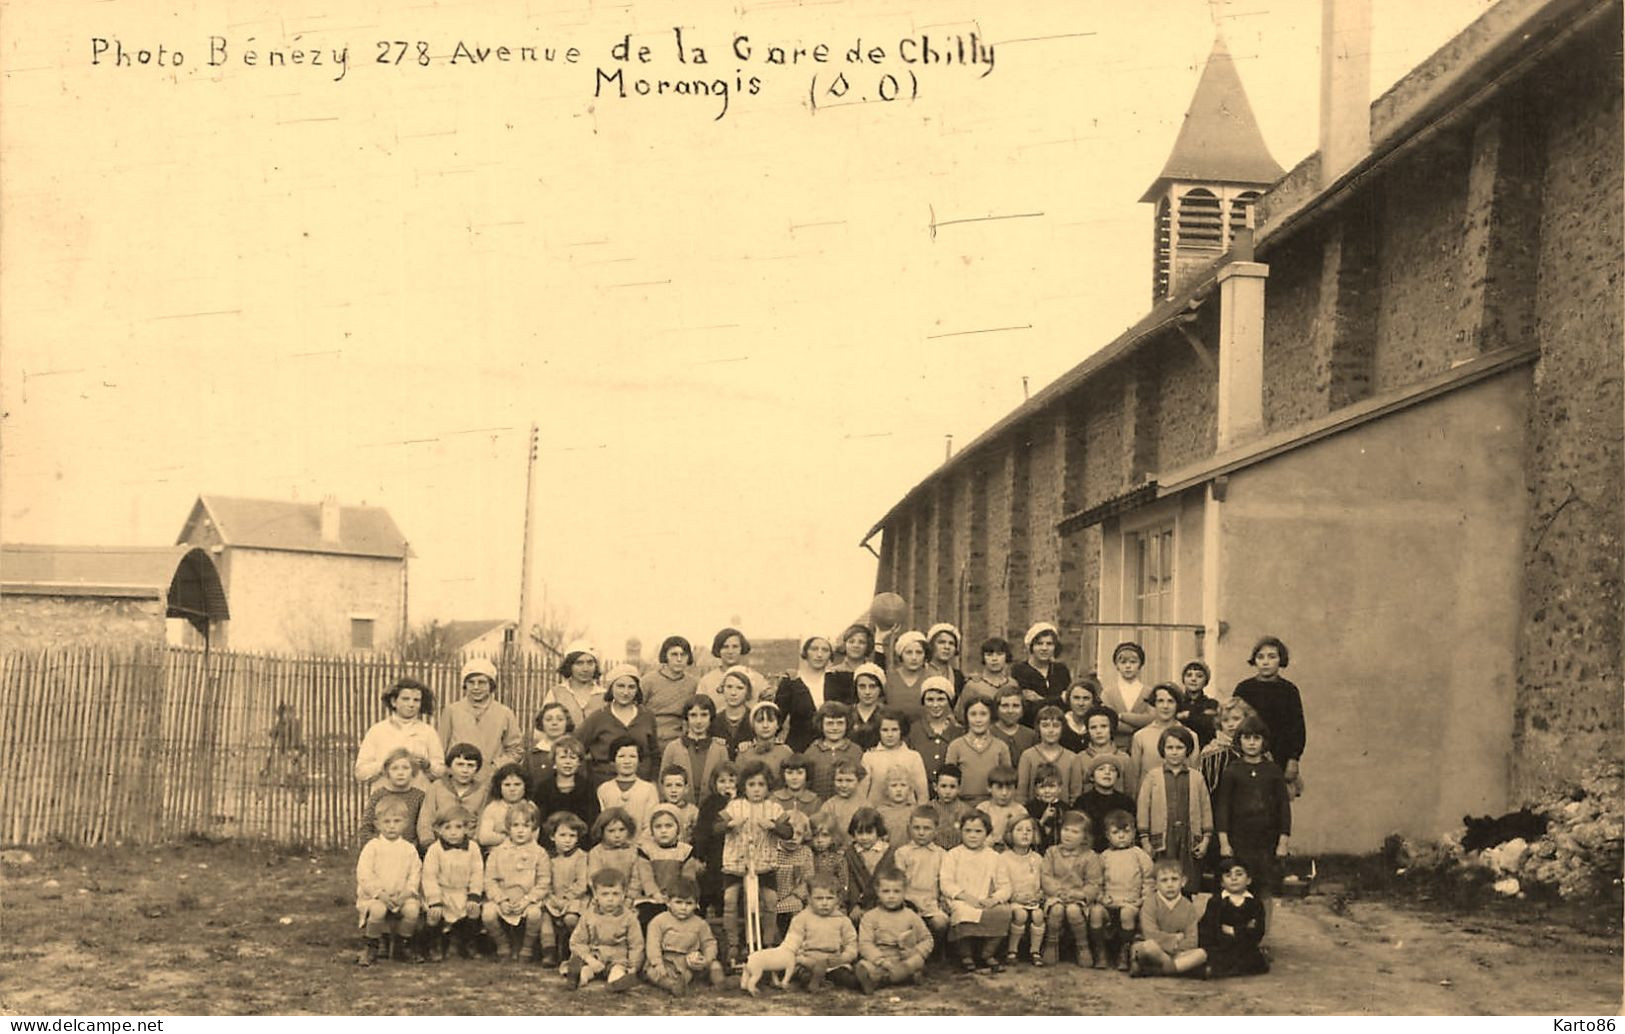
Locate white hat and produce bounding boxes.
[1023,622,1059,650]
[564,639,600,662]
[925,623,961,648]
[893,630,928,657]
[722,665,756,694]
[853,662,886,687]
[602,662,642,689]
[460,656,498,684]
[920,674,954,700]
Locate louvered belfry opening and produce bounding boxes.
[1177,188,1225,250]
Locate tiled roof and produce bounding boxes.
[186,495,411,559]
[1139,36,1285,202]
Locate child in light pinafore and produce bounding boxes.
[1040,810,1105,967]
[355,795,422,966]
[544,810,591,967]
[480,799,551,961]
[1000,815,1046,966]
[420,805,483,961]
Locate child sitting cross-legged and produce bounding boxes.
[355,795,422,966]
[854,866,934,993]
[643,876,725,996]
[480,800,551,962]
[1130,857,1208,979]
[1199,856,1269,977]
[566,867,643,991]
[420,804,484,962]
[741,875,860,994]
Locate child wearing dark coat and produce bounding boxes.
[1025,763,1067,853]
[1076,754,1137,852]
[691,761,738,918]
[1200,857,1269,977]
[843,807,895,922]
[1215,714,1293,934]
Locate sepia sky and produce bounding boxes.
[1,0,1495,647]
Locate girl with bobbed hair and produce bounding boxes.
[696,627,767,708]
[644,634,699,755]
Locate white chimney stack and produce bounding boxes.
[1319,0,1373,187]
[319,495,341,544]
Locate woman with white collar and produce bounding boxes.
[775,634,848,752]
[354,677,446,792]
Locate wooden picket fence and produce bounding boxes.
[0,646,562,849]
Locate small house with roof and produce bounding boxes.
[444,619,517,659]
[175,494,412,654]
[0,544,230,652]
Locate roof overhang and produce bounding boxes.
[2,544,230,629]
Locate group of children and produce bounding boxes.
[354,631,1299,994]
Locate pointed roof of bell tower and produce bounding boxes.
[1139,34,1284,203]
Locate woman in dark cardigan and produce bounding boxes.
[1012,621,1072,725]
[775,635,856,752]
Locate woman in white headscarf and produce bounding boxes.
[885,630,932,724]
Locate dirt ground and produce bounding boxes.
[0,842,1619,1016]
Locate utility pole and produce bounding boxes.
[517,423,539,654]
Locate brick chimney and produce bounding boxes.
[319,495,341,544]
[1216,229,1269,450]
[1319,0,1372,187]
